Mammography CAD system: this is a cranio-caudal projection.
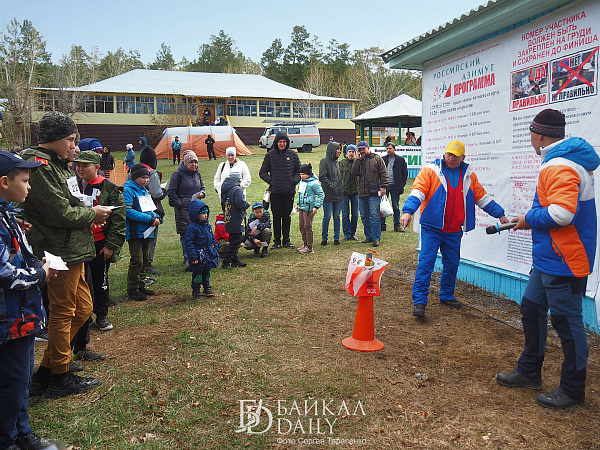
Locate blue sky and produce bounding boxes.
[4,0,486,65]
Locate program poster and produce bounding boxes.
[421,1,600,300]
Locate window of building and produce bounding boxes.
[339,103,352,119]
[176,98,196,115]
[95,95,114,113]
[156,97,175,114]
[116,96,136,114]
[216,99,226,116]
[293,101,322,118]
[38,92,57,111]
[136,96,154,114]
[324,103,339,119]
[75,94,95,113]
[275,101,291,118]
[226,99,257,117]
[259,100,275,117]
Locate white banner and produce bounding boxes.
[422,2,600,303]
[371,146,422,170]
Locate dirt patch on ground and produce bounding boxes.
[36,245,600,449]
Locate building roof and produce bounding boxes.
[351,94,422,128]
[73,69,356,102]
[382,0,574,70]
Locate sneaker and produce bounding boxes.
[29,370,50,396]
[349,235,359,241]
[270,242,282,250]
[231,261,247,268]
[441,299,462,309]
[128,290,147,302]
[394,225,405,232]
[536,386,584,409]
[297,245,306,251]
[192,289,202,300]
[321,240,328,246]
[253,247,260,255]
[69,360,84,372]
[496,370,542,390]
[144,264,162,275]
[139,286,155,296]
[342,236,352,241]
[74,349,106,361]
[14,431,56,450]
[334,240,340,246]
[372,240,380,247]
[96,317,113,331]
[34,327,48,342]
[144,277,156,285]
[260,248,269,258]
[44,372,100,399]
[202,286,217,297]
[361,239,373,244]
[221,262,232,270]
[282,242,295,249]
[413,304,426,317]
[298,247,314,254]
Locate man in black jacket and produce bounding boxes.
[259,131,301,249]
[381,142,408,232]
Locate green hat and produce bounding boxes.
[74,151,101,165]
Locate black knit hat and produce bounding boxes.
[299,163,312,175]
[530,109,565,138]
[130,163,150,180]
[38,112,78,144]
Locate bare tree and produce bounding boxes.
[0,19,51,149]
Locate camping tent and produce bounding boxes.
[154,125,252,160]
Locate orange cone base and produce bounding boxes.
[342,336,384,352]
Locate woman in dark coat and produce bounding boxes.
[167,150,206,268]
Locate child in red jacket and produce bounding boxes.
[214,213,229,256]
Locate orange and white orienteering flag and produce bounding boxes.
[345,252,388,297]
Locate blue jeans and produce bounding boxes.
[0,335,34,448]
[342,194,359,238]
[412,225,462,305]
[380,184,401,228]
[517,268,588,399]
[359,196,382,241]
[322,201,342,241]
[180,235,187,259]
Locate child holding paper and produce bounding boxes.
[0,151,59,449]
[123,164,161,301]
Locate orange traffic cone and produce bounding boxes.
[342,295,384,352]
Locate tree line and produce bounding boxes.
[0,19,422,149]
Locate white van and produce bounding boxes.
[258,123,320,153]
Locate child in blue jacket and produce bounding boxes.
[297,163,324,254]
[0,152,58,449]
[123,164,161,302]
[184,200,219,299]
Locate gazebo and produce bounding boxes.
[351,94,422,145]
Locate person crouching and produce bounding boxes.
[242,202,271,258]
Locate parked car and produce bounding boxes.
[258,123,320,153]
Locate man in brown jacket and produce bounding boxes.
[350,141,388,247]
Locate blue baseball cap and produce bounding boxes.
[356,141,368,148]
[0,151,42,177]
[252,202,264,210]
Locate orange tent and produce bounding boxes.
[154,126,252,160]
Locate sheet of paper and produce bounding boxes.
[138,195,156,212]
[160,182,167,189]
[44,251,69,271]
[143,226,155,239]
[106,205,123,210]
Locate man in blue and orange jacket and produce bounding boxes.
[497,109,599,410]
[400,140,508,317]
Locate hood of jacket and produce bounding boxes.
[221,175,240,196]
[178,162,199,175]
[272,131,290,151]
[140,145,157,169]
[326,141,340,161]
[139,136,147,147]
[189,199,209,224]
[542,137,600,172]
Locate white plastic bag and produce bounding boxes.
[380,196,393,217]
